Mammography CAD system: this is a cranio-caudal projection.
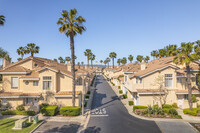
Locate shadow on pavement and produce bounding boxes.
[83,126,101,133]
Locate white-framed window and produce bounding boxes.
[11,77,18,88]
[25,98,32,104]
[184,94,188,100]
[2,98,7,105]
[177,78,182,83]
[140,78,142,84]
[43,76,52,90]
[33,81,39,86]
[165,74,173,87]
[136,78,138,84]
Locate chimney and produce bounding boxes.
[140,60,146,70]
[3,57,11,69]
[67,61,71,72]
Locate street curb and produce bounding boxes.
[30,120,45,133]
[187,122,199,133]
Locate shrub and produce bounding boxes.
[60,106,81,116]
[85,96,89,99]
[123,94,127,99]
[172,103,178,108]
[16,105,25,111]
[1,110,35,116]
[163,108,170,114]
[174,115,182,119]
[133,106,147,111]
[118,86,121,89]
[183,108,200,116]
[162,104,172,109]
[192,95,198,103]
[129,101,134,106]
[39,103,49,109]
[169,108,178,116]
[41,105,58,116]
[87,91,91,95]
[153,105,159,109]
[119,90,123,94]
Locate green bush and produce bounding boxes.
[192,95,198,103]
[41,105,58,116]
[119,90,123,94]
[172,103,178,108]
[1,110,35,116]
[169,108,178,116]
[87,91,91,95]
[162,104,173,109]
[163,108,170,114]
[16,105,25,111]
[133,106,147,111]
[118,86,121,89]
[183,108,200,116]
[60,106,81,116]
[174,115,182,119]
[123,94,127,99]
[39,103,49,109]
[85,96,89,99]
[129,101,134,106]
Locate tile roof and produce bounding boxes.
[0,66,31,73]
[136,89,164,93]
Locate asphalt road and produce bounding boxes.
[85,75,161,133]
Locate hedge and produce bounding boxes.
[183,108,200,116]
[118,86,121,89]
[128,101,134,106]
[123,94,127,99]
[60,106,81,116]
[1,110,35,116]
[162,104,173,109]
[119,90,123,94]
[133,106,147,111]
[41,105,58,116]
[16,105,25,111]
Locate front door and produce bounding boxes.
[123,87,127,94]
[134,94,139,105]
[33,98,38,106]
[177,95,183,109]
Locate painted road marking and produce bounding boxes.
[90,108,108,117]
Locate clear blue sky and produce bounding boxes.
[0,0,200,64]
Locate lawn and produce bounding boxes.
[0,118,42,133]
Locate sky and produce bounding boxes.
[0,0,200,65]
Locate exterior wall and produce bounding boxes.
[58,73,73,92]
[2,75,22,92]
[19,60,33,70]
[6,98,24,109]
[56,97,80,107]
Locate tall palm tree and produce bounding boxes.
[117,59,121,65]
[151,50,158,59]
[109,52,117,68]
[106,57,110,68]
[84,49,91,67]
[173,42,199,110]
[158,49,167,58]
[57,9,86,107]
[77,62,80,68]
[58,56,65,63]
[144,56,150,63]
[136,55,144,63]
[121,57,127,65]
[26,43,40,57]
[104,60,107,67]
[128,55,133,63]
[65,56,71,63]
[0,15,5,26]
[100,60,103,65]
[89,53,95,68]
[165,44,177,57]
[0,47,10,66]
[16,47,26,59]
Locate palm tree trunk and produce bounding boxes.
[21,54,24,59]
[70,32,76,107]
[186,65,193,110]
[91,60,93,69]
[112,58,114,68]
[31,52,34,57]
[87,57,89,68]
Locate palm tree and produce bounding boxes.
[0,47,10,66]
[84,49,91,67]
[100,60,103,65]
[89,53,95,68]
[165,44,177,56]
[54,59,58,62]
[104,60,107,67]
[144,56,150,63]
[117,59,121,65]
[57,9,86,107]
[26,43,40,57]
[17,47,26,59]
[136,55,144,63]
[121,57,127,65]
[173,42,199,110]
[0,15,5,26]
[81,61,84,65]
[106,57,110,68]
[128,55,133,63]
[58,56,65,63]
[65,56,71,63]
[109,52,117,68]
[151,50,158,59]
[77,62,80,68]
[158,49,166,58]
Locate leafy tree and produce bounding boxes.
[121,57,127,65]
[109,52,117,68]
[17,58,22,61]
[84,49,92,67]
[57,9,86,106]
[58,56,65,63]
[173,42,199,110]
[128,55,133,63]
[136,55,144,63]
[26,43,40,57]
[0,15,5,26]
[144,56,150,63]
[65,56,71,63]
[53,59,58,62]
[117,59,121,65]
[17,47,26,59]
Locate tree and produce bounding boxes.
[165,44,177,56]
[144,56,150,63]
[0,47,10,61]
[77,62,80,68]
[81,61,84,65]
[151,50,158,60]
[117,59,121,65]
[173,42,199,110]
[106,57,110,68]
[121,57,127,65]
[100,60,103,65]
[104,60,107,67]
[54,59,58,62]
[16,47,26,59]
[136,55,144,63]
[84,49,91,67]
[158,49,167,58]
[89,53,95,68]
[65,56,71,63]
[109,52,117,68]
[128,55,133,63]
[26,43,40,57]
[0,15,5,26]
[17,58,22,61]
[57,9,86,107]
[58,56,65,63]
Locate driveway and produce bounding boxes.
[84,75,161,133]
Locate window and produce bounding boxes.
[177,78,182,83]
[165,74,173,87]
[11,77,18,88]
[25,81,29,85]
[2,98,7,105]
[33,81,39,86]
[43,76,52,90]
[136,78,138,84]
[184,94,188,100]
[26,98,32,104]
[140,78,142,84]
